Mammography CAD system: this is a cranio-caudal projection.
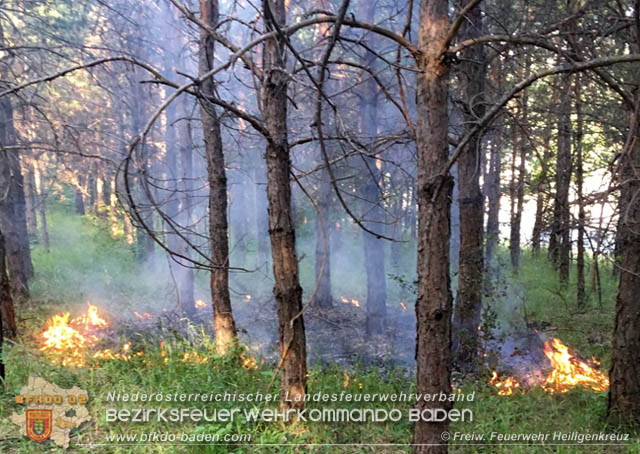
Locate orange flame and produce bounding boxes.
[194,299,206,309]
[542,338,609,394]
[340,297,361,307]
[245,294,252,302]
[40,305,109,366]
[72,304,108,329]
[490,371,521,396]
[133,311,152,320]
[489,337,609,396]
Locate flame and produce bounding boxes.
[245,294,252,302]
[343,372,350,387]
[490,371,521,396]
[489,337,609,396]
[72,304,108,330]
[375,158,382,170]
[542,338,609,394]
[40,313,98,366]
[182,352,208,365]
[399,302,407,311]
[194,299,206,309]
[133,311,152,320]
[241,355,257,370]
[340,297,361,307]
[40,305,109,366]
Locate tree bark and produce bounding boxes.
[314,166,332,308]
[531,126,552,254]
[484,128,501,271]
[263,0,307,408]
[549,72,573,284]
[510,97,527,274]
[607,100,640,428]
[199,0,237,353]
[574,78,585,308]
[32,161,48,252]
[359,0,387,335]
[453,3,485,371]
[0,88,30,298]
[0,230,17,339]
[413,0,453,451]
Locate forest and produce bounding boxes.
[0,0,639,452]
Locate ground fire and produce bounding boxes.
[489,337,609,396]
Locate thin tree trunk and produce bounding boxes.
[453,3,485,371]
[359,0,387,335]
[314,166,332,308]
[263,0,307,408]
[575,78,585,308]
[199,0,237,353]
[24,163,38,238]
[531,125,552,254]
[33,161,49,252]
[413,0,453,451]
[550,72,573,284]
[484,127,502,271]
[254,163,270,268]
[75,174,86,215]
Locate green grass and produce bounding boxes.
[0,201,638,453]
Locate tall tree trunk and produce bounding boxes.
[359,0,387,335]
[484,127,502,271]
[0,89,30,297]
[263,0,307,408]
[199,0,237,353]
[453,3,485,371]
[574,78,585,308]
[75,174,86,215]
[24,163,38,238]
[509,65,529,273]
[531,126,552,254]
[0,230,17,339]
[254,163,270,268]
[607,99,640,428]
[550,72,573,284]
[33,161,49,252]
[314,166,332,308]
[413,0,453,451]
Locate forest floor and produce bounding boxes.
[0,200,638,453]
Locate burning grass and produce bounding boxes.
[489,337,610,396]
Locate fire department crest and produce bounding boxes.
[11,377,91,448]
[26,409,53,442]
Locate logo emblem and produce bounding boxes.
[26,409,52,442]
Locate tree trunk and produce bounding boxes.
[574,78,585,308]
[199,0,237,353]
[484,128,502,271]
[550,72,573,284]
[0,230,17,339]
[607,100,640,428]
[75,174,86,215]
[413,0,453,451]
[263,0,307,408]
[0,90,30,298]
[453,3,485,371]
[359,0,387,335]
[314,166,332,308]
[254,163,270,268]
[33,161,49,252]
[24,163,38,239]
[531,126,552,254]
